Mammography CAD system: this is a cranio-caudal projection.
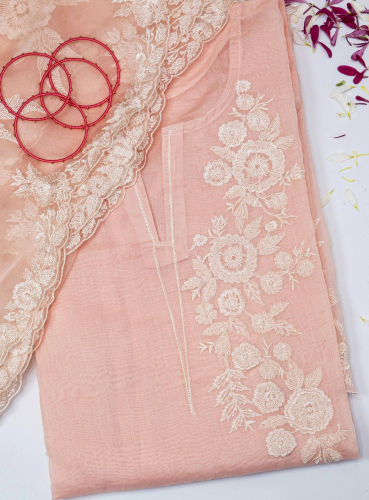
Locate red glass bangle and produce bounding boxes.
[14,92,88,163]
[39,57,113,129]
[0,53,72,121]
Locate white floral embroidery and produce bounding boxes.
[195,302,217,325]
[253,381,285,413]
[218,288,246,316]
[231,342,261,370]
[203,159,232,186]
[0,0,54,39]
[266,428,297,457]
[259,359,280,379]
[218,120,247,147]
[273,342,292,361]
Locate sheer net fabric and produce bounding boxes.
[32,2,358,499]
[0,0,236,413]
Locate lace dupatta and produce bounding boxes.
[0,0,237,413]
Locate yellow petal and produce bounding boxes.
[342,176,355,182]
[360,316,369,327]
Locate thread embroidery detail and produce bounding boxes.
[182,80,347,463]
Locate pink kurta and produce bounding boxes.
[35,2,358,499]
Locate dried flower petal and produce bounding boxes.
[329,84,354,98]
[321,189,335,207]
[345,188,359,210]
[327,152,353,163]
[360,316,369,327]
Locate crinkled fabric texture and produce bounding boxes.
[32,2,358,499]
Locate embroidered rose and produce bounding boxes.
[266,429,297,458]
[232,140,285,193]
[235,80,251,94]
[284,388,334,434]
[208,234,258,283]
[265,192,288,210]
[253,381,285,413]
[247,109,270,131]
[273,342,292,361]
[296,259,315,278]
[231,342,261,370]
[0,0,54,39]
[203,159,232,186]
[259,359,280,379]
[251,311,275,334]
[195,303,217,325]
[218,288,246,316]
[260,272,284,294]
[236,93,255,111]
[218,120,247,148]
[274,251,293,270]
[12,278,42,312]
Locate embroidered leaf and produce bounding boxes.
[197,342,215,354]
[215,333,231,366]
[236,215,247,233]
[304,366,323,388]
[0,124,17,144]
[50,226,67,246]
[269,301,289,317]
[202,278,217,302]
[334,319,346,339]
[244,193,263,207]
[182,276,202,291]
[259,415,287,429]
[192,257,212,280]
[319,429,349,448]
[258,233,285,255]
[301,436,320,464]
[228,317,250,338]
[203,322,228,336]
[285,360,305,391]
[243,216,262,240]
[221,400,236,421]
[323,448,343,463]
[273,320,301,337]
[224,184,245,200]
[274,135,293,151]
[24,199,39,221]
[211,146,236,163]
[230,412,246,432]
[244,280,264,305]
[259,114,281,141]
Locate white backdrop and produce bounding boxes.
[1,28,369,500]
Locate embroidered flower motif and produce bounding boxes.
[235,80,251,94]
[236,93,255,111]
[193,234,208,247]
[218,288,246,316]
[251,311,275,334]
[266,429,297,458]
[203,159,232,186]
[218,120,247,148]
[259,359,280,379]
[296,259,315,278]
[208,234,258,283]
[260,272,284,294]
[284,388,334,434]
[273,342,292,361]
[265,220,278,232]
[12,278,42,312]
[274,251,294,270]
[265,191,288,210]
[328,287,340,306]
[231,342,262,370]
[253,381,285,413]
[195,303,217,325]
[232,140,285,193]
[131,0,169,27]
[247,109,270,131]
[0,0,54,39]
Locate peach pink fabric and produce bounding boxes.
[35,1,358,499]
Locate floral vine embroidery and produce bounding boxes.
[182,80,347,463]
